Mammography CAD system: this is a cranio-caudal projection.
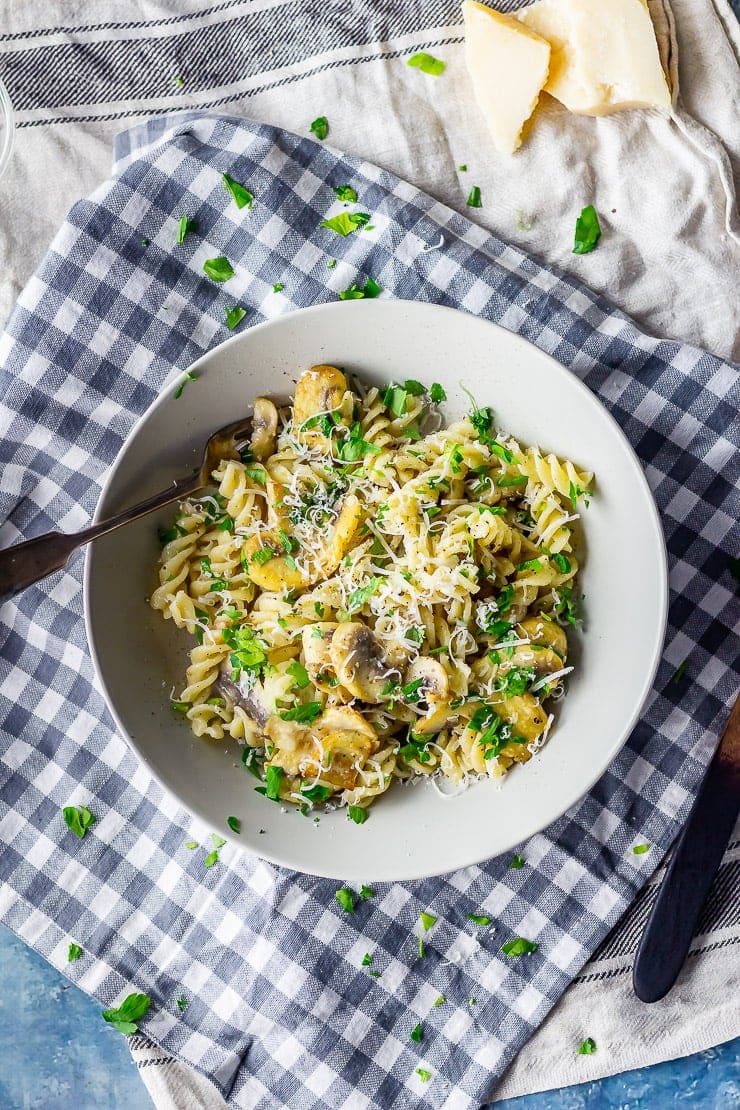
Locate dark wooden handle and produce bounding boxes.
[633,698,740,1003]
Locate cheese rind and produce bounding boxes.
[462,1,550,155]
[516,0,671,116]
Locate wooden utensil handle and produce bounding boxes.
[633,700,740,1003]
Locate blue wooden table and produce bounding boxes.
[1,922,739,1107]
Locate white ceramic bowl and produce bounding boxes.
[85,301,667,881]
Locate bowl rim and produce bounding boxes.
[84,299,669,879]
[0,78,14,180]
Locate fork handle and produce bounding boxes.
[0,473,202,607]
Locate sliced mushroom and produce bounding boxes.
[403,656,453,734]
[251,397,278,461]
[502,645,564,677]
[320,493,363,572]
[318,704,377,740]
[264,703,378,790]
[242,494,362,592]
[302,623,340,692]
[491,692,547,747]
[330,622,394,702]
[216,662,271,727]
[240,535,306,592]
[519,616,568,660]
[293,365,350,439]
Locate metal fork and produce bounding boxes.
[0,415,253,607]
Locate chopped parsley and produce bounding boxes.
[407,52,446,76]
[255,764,283,802]
[177,216,198,243]
[279,701,322,724]
[226,816,241,834]
[176,996,188,1012]
[338,277,381,300]
[434,995,445,1007]
[430,383,446,403]
[102,993,152,1035]
[321,211,371,237]
[310,116,329,140]
[203,850,219,868]
[418,936,425,958]
[578,1037,597,1055]
[498,474,527,487]
[174,75,184,88]
[346,578,381,613]
[68,942,83,962]
[185,840,199,849]
[573,205,601,254]
[467,185,482,208]
[552,552,571,574]
[360,885,375,900]
[410,1022,423,1043]
[335,888,355,913]
[673,659,689,684]
[172,702,190,715]
[272,282,284,293]
[405,626,425,645]
[458,164,468,172]
[222,172,254,210]
[327,258,337,269]
[252,545,275,566]
[63,805,96,840]
[174,370,197,399]
[222,626,267,680]
[415,1068,432,1082]
[361,952,373,966]
[501,937,539,956]
[496,666,535,697]
[203,256,235,282]
[568,480,590,510]
[333,184,358,203]
[287,660,311,689]
[336,422,381,461]
[348,805,368,825]
[300,783,331,803]
[244,463,267,485]
[517,558,543,572]
[489,442,513,464]
[420,911,437,932]
[467,913,493,926]
[510,854,525,870]
[632,843,650,855]
[225,306,247,331]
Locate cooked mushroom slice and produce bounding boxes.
[321,494,363,572]
[330,622,395,702]
[265,703,378,790]
[301,623,340,692]
[492,693,547,747]
[293,365,350,438]
[215,662,271,727]
[404,656,453,734]
[519,617,567,660]
[251,397,278,460]
[502,644,564,677]
[240,535,306,592]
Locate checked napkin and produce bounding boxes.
[0,113,738,1110]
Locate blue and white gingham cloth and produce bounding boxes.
[0,113,738,1110]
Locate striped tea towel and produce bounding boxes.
[0,112,738,1110]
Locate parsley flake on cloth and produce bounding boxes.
[102,993,151,1035]
[63,805,96,839]
[573,205,601,254]
[501,937,539,956]
[407,53,446,76]
[310,116,329,140]
[203,256,234,282]
[222,173,254,210]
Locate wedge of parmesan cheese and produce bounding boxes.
[462,1,551,155]
[516,0,671,115]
